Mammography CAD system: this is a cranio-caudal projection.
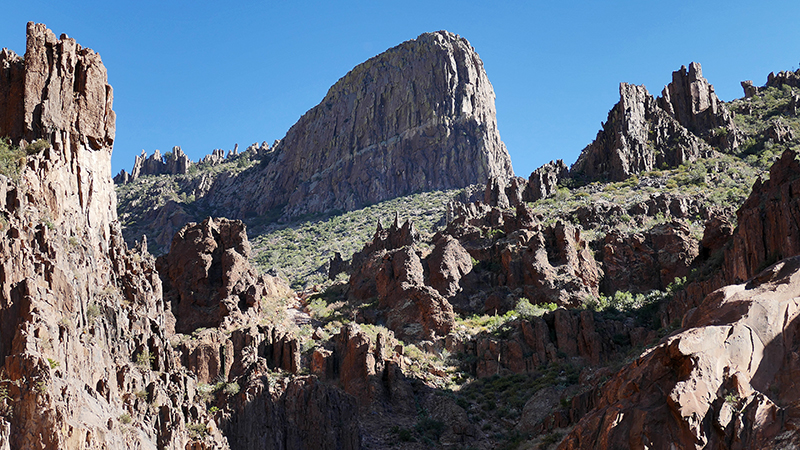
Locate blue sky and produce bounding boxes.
[2,1,800,177]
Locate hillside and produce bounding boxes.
[115,30,512,253]
[4,21,800,450]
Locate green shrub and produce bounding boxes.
[119,413,132,425]
[0,138,24,180]
[86,302,101,322]
[25,139,49,154]
[135,349,155,369]
[187,422,208,439]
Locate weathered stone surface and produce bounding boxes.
[427,235,473,298]
[157,217,292,334]
[0,23,229,450]
[741,80,759,98]
[224,374,361,450]
[658,62,741,150]
[601,220,699,294]
[201,30,513,220]
[524,159,568,202]
[766,68,800,90]
[726,148,800,284]
[0,48,24,140]
[764,117,795,143]
[559,256,800,450]
[114,146,191,184]
[571,82,708,182]
[376,246,457,341]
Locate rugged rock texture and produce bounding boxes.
[0,23,228,449]
[114,146,191,184]
[559,256,800,450]
[571,83,708,181]
[444,205,602,310]
[766,69,800,90]
[201,30,513,220]
[601,220,699,294]
[764,118,795,143]
[453,309,659,378]
[0,22,116,165]
[571,63,741,182]
[725,148,800,284]
[524,159,569,202]
[156,217,292,334]
[667,147,800,325]
[348,202,603,342]
[741,80,759,98]
[658,62,741,150]
[349,218,456,341]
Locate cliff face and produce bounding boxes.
[0,24,367,450]
[201,30,512,220]
[0,23,183,449]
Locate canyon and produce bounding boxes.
[2,21,800,450]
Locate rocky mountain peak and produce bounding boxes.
[570,62,740,182]
[201,29,513,220]
[658,62,740,149]
[570,81,708,181]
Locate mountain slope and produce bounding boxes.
[116,30,513,251]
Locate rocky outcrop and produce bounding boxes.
[601,220,699,294]
[571,63,741,182]
[224,375,361,450]
[559,256,800,450]
[571,83,708,182]
[157,217,292,334]
[0,23,231,449]
[525,159,569,202]
[444,206,602,310]
[764,118,795,143]
[766,68,800,90]
[114,146,191,184]
[658,62,741,150]
[349,218,456,341]
[725,148,800,284]
[349,202,603,341]
[201,30,513,220]
[454,308,659,378]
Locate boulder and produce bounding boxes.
[559,256,800,450]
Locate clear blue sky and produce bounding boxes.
[3,1,800,178]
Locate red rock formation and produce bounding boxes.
[601,221,699,294]
[571,82,708,182]
[667,147,800,324]
[157,217,291,334]
[0,23,232,449]
[559,256,800,450]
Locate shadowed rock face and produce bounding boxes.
[203,30,513,220]
[157,217,291,334]
[559,256,800,450]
